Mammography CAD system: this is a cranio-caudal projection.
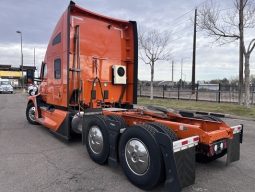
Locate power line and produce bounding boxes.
[171,8,194,23]
[167,0,212,29]
[169,36,186,43]
[170,24,193,36]
[170,0,211,22]
[170,19,191,30]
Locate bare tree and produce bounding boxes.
[138,29,171,100]
[197,0,255,107]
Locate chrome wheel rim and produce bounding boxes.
[29,107,36,122]
[125,138,150,176]
[88,126,104,154]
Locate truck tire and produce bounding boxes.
[29,90,33,96]
[118,124,163,190]
[84,115,110,165]
[26,102,39,125]
[107,115,126,128]
[147,122,178,141]
[29,90,37,96]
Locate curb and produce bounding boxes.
[190,110,255,121]
[135,105,255,121]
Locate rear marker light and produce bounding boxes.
[182,140,188,145]
[193,137,199,142]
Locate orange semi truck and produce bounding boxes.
[26,2,243,191]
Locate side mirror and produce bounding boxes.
[40,62,47,81]
[34,78,42,82]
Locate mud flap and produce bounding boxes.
[226,124,243,165]
[174,147,196,188]
[155,132,181,192]
[156,134,199,191]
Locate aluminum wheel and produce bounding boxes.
[125,138,150,176]
[28,106,36,122]
[88,126,104,154]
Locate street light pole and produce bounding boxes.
[16,30,24,89]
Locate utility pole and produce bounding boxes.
[171,60,174,82]
[181,58,183,89]
[34,48,36,67]
[16,31,24,90]
[239,0,244,104]
[192,8,197,94]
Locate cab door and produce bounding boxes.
[52,57,64,106]
[39,62,48,102]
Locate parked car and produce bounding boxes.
[0,80,13,94]
[27,84,38,96]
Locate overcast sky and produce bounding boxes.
[0,0,254,82]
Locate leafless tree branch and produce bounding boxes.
[197,0,255,107]
[138,28,171,99]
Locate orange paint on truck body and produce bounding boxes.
[39,3,136,109]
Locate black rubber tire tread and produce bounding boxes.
[84,115,110,165]
[118,124,163,190]
[107,114,127,128]
[147,122,178,141]
[26,102,39,125]
[196,149,227,163]
[29,89,33,96]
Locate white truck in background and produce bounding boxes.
[0,79,13,94]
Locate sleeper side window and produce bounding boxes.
[41,62,47,79]
[54,59,61,79]
[52,33,61,45]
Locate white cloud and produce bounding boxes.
[0,43,46,77]
[0,0,255,82]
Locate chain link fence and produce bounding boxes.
[138,84,255,104]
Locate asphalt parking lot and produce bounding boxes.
[0,92,254,192]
